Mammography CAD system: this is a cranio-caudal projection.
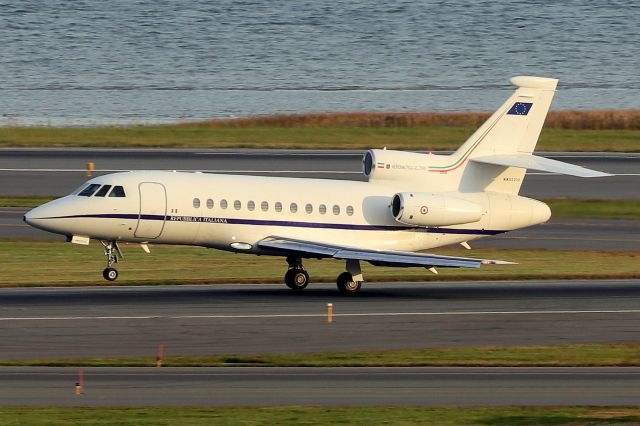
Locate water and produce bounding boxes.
[1,0,639,126]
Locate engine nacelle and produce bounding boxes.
[363,149,432,182]
[391,192,483,226]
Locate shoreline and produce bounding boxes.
[3,110,640,130]
[0,116,637,151]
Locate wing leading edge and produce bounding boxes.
[257,236,514,269]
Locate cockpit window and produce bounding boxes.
[78,184,101,197]
[94,185,112,197]
[108,185,126,198]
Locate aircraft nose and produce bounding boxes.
[24,205,44,228]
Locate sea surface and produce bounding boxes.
[1,1,639,126]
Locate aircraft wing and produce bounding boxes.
[257,236,514,269]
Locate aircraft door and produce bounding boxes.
[134,182,167,239]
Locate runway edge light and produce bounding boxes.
[156,343,164,368]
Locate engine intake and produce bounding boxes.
[391,192,483,227]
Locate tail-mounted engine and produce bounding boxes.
[363,149,433,182]
[391,192,483,226]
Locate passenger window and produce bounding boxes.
[247,201,255,211]
[207,199,214,209]
[261,201,269,212]
[78,184,101,197]
[333,205,340,215]
[290,203,298,213]
[319,204,327,215]
[193,198,201,208]
[94,185,112,197]
[220,199,228,209]
[305,203,313,214]
[346,205,354,216]
[108,186,126,198]
[275,202,282,212]
[234,200,241,210]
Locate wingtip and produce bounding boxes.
[482,259,518,265]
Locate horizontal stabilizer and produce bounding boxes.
[258,236,515,269]
[471,154,611,178]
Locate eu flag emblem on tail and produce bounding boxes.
[507,102,533,115]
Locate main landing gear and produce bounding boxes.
[337,259,363,294]
[101,241,123,281]
[284,256,310,290]
[336,272,362,294]
[283,257,364,294]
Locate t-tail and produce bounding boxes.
[364,76,609,195]
[453,76,610,194]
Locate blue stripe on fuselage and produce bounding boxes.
[38,213,506,236]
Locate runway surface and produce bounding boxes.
[2,366,639,407]
[1,280,639,360]
[4,205,638,250]
[0,149,636,198]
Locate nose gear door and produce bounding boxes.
[134,182,167,239]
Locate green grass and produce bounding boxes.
[0,407,639,425]
[4,343,640,368]
[0,241,638,286]
[0,196,55,207]
[0,125,638,151]
[545,199,640,220]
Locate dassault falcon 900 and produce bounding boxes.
[25,76,609,293]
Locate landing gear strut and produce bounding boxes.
[101,241,123,281]
[284,256,309,290]
[336,259,364,294]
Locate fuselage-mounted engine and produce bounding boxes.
[391,192,483,227]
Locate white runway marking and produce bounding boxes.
[0,168,359,174]
[195,152,362,156]
[527,172,638,176]
[2,309,640,322]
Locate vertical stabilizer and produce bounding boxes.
[454,76,558,194]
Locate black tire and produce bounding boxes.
[103,267,118,282]
[284,268,309,290]
[337,272,362,294]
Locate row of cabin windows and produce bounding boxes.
[193,198,354,216]
[77,184,126,198]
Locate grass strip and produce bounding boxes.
[3,197,640,221]
[545,199,640,220]
[0,241,638,286]
[3,344,640,368]
[0,196,55,207]
[1,125,638,151]
[1,406,640,425]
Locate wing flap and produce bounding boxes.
[258,236,513,269]
[471,154,611,177]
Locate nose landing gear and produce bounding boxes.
[101,241,123,282]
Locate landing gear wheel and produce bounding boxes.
[100,241,123,283]
[285,268,309,290]
[337,272,362,294]
[103,267,118,282]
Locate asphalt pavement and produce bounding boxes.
[0,149,636,198]
[1,280,639,359]
[2,366,639,407]
[2,149,637,409]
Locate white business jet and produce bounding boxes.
[25,76,609,293]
